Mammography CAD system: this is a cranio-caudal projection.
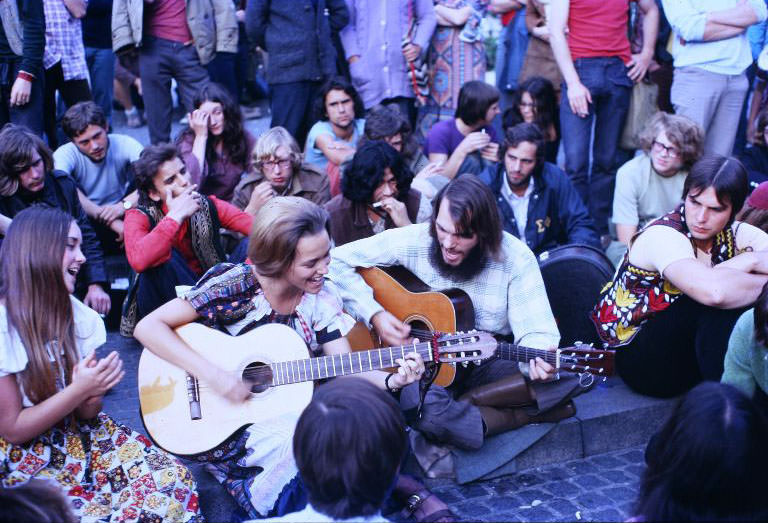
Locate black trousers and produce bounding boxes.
[616,296,747,398]
[269,80,321,148]
[44,61,92,148]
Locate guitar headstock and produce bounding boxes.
[559,343,615,377]
[434,331,497,364]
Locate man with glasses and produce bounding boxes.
[478,122,599,255]
[232,126,331,216]
[612,113,704,252]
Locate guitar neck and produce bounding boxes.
[267,343,435,386]
[497,341,559,368]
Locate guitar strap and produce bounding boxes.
[415,333,442,418]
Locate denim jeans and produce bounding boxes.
[560,57,632,236]
[139,37,209,144]
[0,58,44,135]
[85,46,115,125]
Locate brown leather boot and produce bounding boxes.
[480,401,577,437]
[459,373,537,408]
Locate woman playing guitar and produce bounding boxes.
[134,197,425,519]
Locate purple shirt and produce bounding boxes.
[424,119,499,156]
[340,0,436,108]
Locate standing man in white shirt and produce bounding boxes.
[663,0,768,156]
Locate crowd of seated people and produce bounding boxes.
[4,1,768,522]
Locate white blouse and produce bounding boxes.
[0,296,107,406]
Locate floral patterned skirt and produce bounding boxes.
[0,412,203,523]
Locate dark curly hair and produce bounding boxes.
[313,77,365,123]
[176,82,250,171]
[132,143,181,208]
[341,141,413,203]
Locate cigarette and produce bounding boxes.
[372,202,383,208]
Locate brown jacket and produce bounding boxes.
[519,0,562,94]
[324,189,422,247]
[231,163,332,211]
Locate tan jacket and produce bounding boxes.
[231,163,332,211]
[112,0,237,65]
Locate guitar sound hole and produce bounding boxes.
[243,362,271,393]
[407,320,431,339]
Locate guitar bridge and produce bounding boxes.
[186,374,202,420]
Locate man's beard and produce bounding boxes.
[429,237,488,281]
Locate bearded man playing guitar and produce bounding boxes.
[134,197,425,519]
[329,175,590,451]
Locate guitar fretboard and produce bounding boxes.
[268,343,434,386]
[497,342,558,367]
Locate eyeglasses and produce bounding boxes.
[652,140,680,159]
[518,101,536,108]
[260,158,291,170]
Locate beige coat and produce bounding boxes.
[112,0,237,65]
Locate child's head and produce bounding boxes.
[132,143,191,208]
[294,378,408,519]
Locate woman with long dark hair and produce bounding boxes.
[0,207,202,522]
[502,76,560,163]
[176,82,256,202]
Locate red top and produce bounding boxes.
[145,0,193,44]
[567,0,633,64]
[501,10,516,26]
[124,196,253,275]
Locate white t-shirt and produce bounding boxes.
[0,296,106,406]
[53,133,143,206]
[629,221,768,275]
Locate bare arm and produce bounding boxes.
[134,298,252,402]
[627,0,659,82]
[489,0,524,14]
[664,258,768,308]
[616,224,638,245]
[434,4,472,27]
[548,0,593,117]
[0,351,123,444]
[77,188,104,220]
[315,133,356,166]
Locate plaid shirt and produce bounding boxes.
[43,0,89,80]
[328,223,560,350]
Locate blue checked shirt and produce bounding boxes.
[328,223,560,350]
[43,0,89,80]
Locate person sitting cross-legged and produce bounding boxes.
[478,122,599,255]
[121,143,253,331]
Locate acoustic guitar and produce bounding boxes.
[346,266,474,387]
[138,322,497,455]
[346,266,614,384]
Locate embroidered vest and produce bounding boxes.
[590,204,737,347]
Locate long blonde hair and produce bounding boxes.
[0,207,78,404]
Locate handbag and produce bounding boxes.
[620,78,659,150]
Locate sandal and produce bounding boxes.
[395,474,457,522]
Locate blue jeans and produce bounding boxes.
[560,57,632,236]
[0,59,44,135]
[85,47,115,125]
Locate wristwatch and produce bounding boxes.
[122,199,133,210]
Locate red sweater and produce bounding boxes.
[124,196,252,275]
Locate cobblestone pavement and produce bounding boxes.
[101,332,646,522]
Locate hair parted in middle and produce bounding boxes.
[0,123,54,197]
[246,196,331,277]
[430,174,503,260]
[683,154,749,224]
[312,77,365,123]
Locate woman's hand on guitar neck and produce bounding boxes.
[371,311,412,346]
[528,355,557,382]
